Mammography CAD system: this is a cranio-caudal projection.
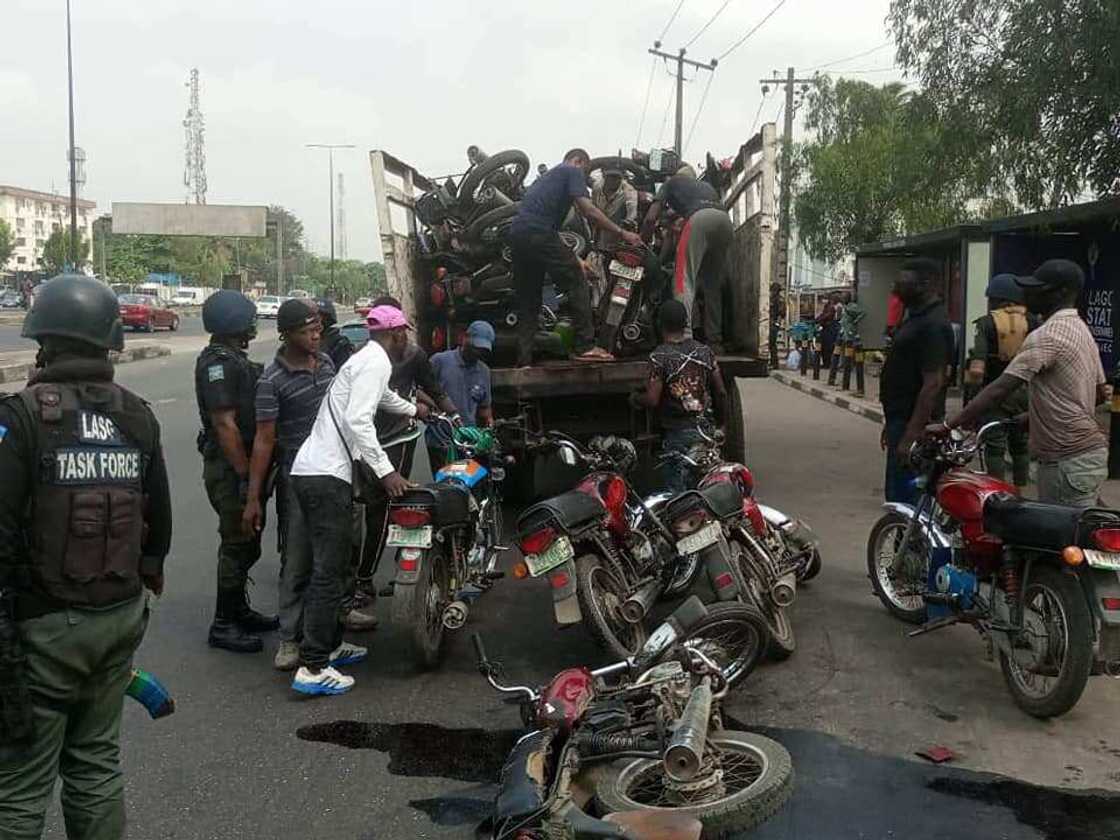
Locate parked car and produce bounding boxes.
[289,288,311,299]
[118,294,180,332]
[0,289,23,309]
[354,297,373,317]
[256,295,283,318]
[339,318,369,352]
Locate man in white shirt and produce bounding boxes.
[288,306,429,695]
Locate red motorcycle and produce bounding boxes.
[868,421,1120,718]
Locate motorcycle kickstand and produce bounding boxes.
[908,616,960,637]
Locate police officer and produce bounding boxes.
[0,274,172,838]
[964,273,1034,491]
[195,290,277,653]
[314,296,354,371]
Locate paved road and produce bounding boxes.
[27,355,1120,839]
[0,312,212,352]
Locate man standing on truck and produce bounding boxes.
[641,164,732,353]
[508,148,643,367]
[591,166,639,250]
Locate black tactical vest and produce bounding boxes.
[194,342,261,457]
[19,381,155,607]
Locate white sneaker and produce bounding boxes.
[291,665,354,696]
[329,641,368,667]
[273,641,301,672]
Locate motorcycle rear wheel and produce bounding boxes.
[866,511,928,625]
[732,540,795,661]
[592,730,793,838]
[998,564,1093,719]
[410,549,450,669]
[576,554,648,660]
[675,602,769,687]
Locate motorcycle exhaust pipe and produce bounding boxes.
[442,600,468,630]
[664,677,713,782]
[770,572,797,608]
[621,579,663,624]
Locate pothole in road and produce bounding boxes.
[295,720,520,782]
[929,777,1120,840]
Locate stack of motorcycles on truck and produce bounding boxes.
[412,145,689,366]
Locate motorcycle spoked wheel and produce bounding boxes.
[866,511,929,625]
[797,548,823,583]
[672,602,769,687]
[410,549,451,669]
[998,564,1093,719]
[576,554,649,660]
[592,731,793,838]
[731,539,796,661]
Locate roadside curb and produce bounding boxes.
[770,370,884,425]
[0,343,172,384]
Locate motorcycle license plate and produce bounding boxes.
[676,521,722,555]
[525,536,575,577]
[387,525,433,549]
[610,280,633,307]
[1084,550,1120,571]
[609,260,644,282]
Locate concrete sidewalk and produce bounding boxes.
[0,341,179,383]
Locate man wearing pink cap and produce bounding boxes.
[286,305,429,695]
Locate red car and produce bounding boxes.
[118,294,180,332]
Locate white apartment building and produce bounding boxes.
[0,185,96,272]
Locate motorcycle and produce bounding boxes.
[386,415,513,668]
[594,240,661,359]
[867,420,1120,718]
[660,426,821,662]
[474,596,793,839]
[513,432,710,660]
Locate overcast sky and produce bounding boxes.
[1,0,901,262]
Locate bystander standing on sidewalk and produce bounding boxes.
[941,260,1109,507]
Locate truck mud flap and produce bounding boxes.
[551,559,581,625]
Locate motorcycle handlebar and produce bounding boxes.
[471,632,489,670]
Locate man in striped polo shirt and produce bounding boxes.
[942,259,1109,507]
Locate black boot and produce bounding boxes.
[233,587,280,633]
[209,590,264,653]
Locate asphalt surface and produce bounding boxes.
[21,351,1120,839]
[0,312,211,351]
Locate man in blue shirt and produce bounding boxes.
[508,148,643,367]
[427,321,495,472]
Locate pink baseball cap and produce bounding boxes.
[366,305,412,331]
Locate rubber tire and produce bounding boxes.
[170,315,180,332]
[998,564,1094,719]
[464,203,519,243]
[674,602,769,687]
[457,149,530,208]
[396,549,448,669]
[592,730,793,838]
[724,381,747,466]
[734,540,795,662]
[661,553,703,600]
[587,156,654,189]
[797,549,822,583]
[576,553,648,660]
[866,511,928,625]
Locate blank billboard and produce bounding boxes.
[112,203,268,237]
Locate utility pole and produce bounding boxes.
[336,172,348,260]
[758,67,816,296]
[65,0,79,269]
[648,43,717,156]
[306,144,354,289]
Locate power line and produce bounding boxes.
[717,0,789,61]
[685,0,734,47]
[684,71,716,153]
[748,96,768,136]
[657,0,687,42]
[635,56,658,148]
[806,40,892,71]
[657,75,676,146]
[821,66,898,75]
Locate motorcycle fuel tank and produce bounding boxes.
[434,459,489,488]
[537,667,595,732]
[937,468,1014,554]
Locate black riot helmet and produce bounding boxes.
[314,297,338,327]
[22,274,125,352]
[202,290,258,338]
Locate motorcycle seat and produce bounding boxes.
[520,490,605,532]
[667,482,743,523]
[982,493,1081,550]
[392,482,471,525]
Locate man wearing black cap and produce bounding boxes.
[942,259,1109,507]
[242,299,340,670]
[314,297,354,371]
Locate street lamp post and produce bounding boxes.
[306,143,354,290]
[65,0,79,269]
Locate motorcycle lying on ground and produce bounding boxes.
[513,431,769,685]
[386,416,514,667]
[661,426,821,661]
[474,596,794,839]
[867,420,1120,718]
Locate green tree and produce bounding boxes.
[889,0,1120,207]
[40,228,90,275]
[0,219,14,269]
[793,77,974,263]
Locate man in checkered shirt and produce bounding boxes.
[941,259,1109,507]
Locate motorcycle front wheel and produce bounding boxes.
[592,730,793,838]
[999,564,1093,719]
[576,554,648,660]
[675,602,769,687]
[866,511,929,624]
